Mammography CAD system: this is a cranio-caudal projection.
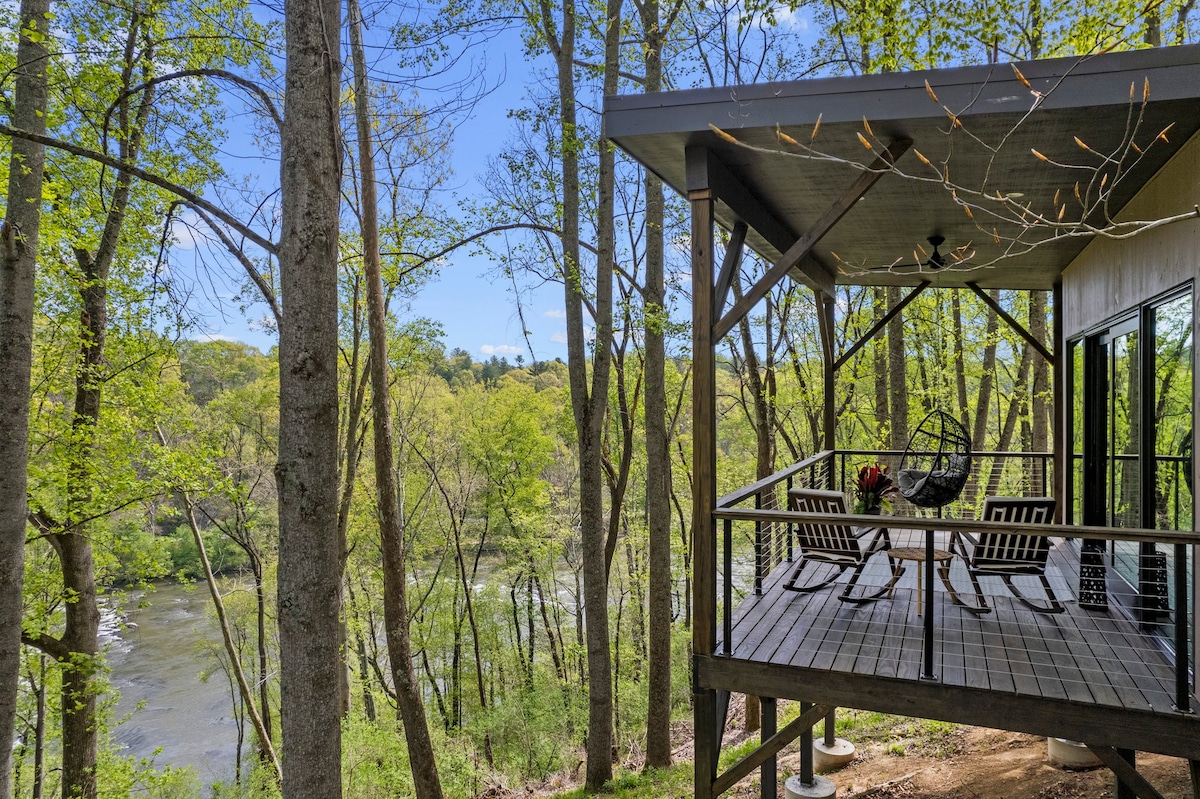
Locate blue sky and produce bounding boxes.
[179,19,570,362]
[179,5,815,362]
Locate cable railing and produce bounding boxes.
[711,450,1195,716]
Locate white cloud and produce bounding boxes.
[544,309,567,319]
[550,327,594,345]
[773,6,808,30]
[171,212,201,250]
[480,344,522,356]
[734,3,809,33]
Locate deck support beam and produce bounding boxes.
[712,703,832,796]
[713,139,910,341]
[834,281,930,371]
[967,282,1055,364]
[698,653,1200,760]
[1087,745,1167,799]
[760,697,777,799]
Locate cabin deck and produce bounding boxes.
[703,533,1200,760]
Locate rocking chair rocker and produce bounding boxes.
[949,496,1064,614]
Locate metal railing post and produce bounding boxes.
[922,527,937,680]
[723,518,732,656]
[786,475,794,562]
[754,492,763,595]
[1175,541,1191,712]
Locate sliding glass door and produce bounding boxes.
[1072,289,1193,638]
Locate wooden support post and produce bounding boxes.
[696,688,718,798]
[761,697,777,799]
[800,701,815,785]
[819,292,836,451]
[1188,759,1200,799]
[689,147,718,797]
[824,708,836,747]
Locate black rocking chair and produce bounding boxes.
[784,487,902,603]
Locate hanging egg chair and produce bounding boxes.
[897,409,972,509]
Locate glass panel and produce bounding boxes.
[1152,293,1193,532]
[1150,293,1193,670]
[1110,328,1141,588]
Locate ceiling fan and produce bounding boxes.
[868,234,971,273]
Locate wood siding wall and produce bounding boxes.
[1063,129,1200,337]
[1062,126,1200,697]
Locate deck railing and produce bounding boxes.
[712,450,1196,715]
[717,449,1057,590]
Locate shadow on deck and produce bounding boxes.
[706,534,1200,760]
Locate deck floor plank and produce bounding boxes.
[726,547,1184,720]
[853,596,893,676]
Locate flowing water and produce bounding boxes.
[104,581,240,786]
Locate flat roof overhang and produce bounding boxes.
[605,45,1200,291]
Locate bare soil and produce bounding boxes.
[759,726,1193,799]
[494,695,1195,797]
[707,697,1194,798]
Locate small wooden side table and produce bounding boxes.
[888,547,960,615]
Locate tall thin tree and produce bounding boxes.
[347,1,444,794]
[0,0,50,790]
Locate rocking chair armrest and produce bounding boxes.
[851,525,883,539]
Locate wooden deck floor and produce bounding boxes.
[707,534,1199,757]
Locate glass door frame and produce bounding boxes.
[1069,285,1194,629]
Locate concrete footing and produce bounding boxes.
[813,738,856,772]
[1047,737,1103,770]
[785,774,837,798]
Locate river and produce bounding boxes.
[104,581,241,787]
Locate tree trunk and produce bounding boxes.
[730,278,774,733]
[348,2,443,794]
[536,0,621,786]
[988,345,1033,494]
[642,10,674,753]
[0,0,49,789]
[972,293,1000,453]
[873,286,889,445]
[1029,291,1050,494]
[176,491,281,780]
[276,0,344,795]
[887,286,908,451]
[952,293,969,422]
[54,16,155,789]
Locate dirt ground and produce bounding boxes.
[494,698,1195,798]
[733,726,1194,799]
